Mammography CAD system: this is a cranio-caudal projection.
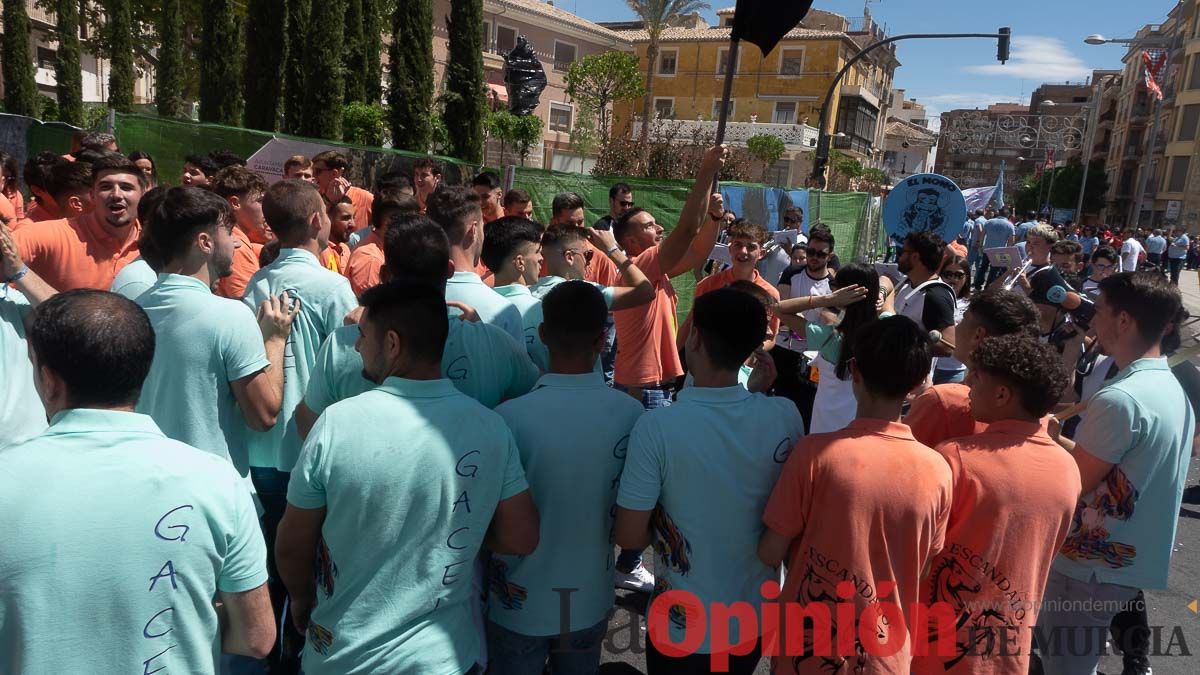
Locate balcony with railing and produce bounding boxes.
[633,117,819,150]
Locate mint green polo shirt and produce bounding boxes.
[446,271,524,344]
[288,378,528,674]
[305,318,538,415]
[0,288,46,449]
[617,385,806,652]
[529,275,615,308]
[493,283,548,371]
[241,248,357,472]
[0,409,267,674]
[1054,357,1196,589]
[137,274,271,473]
[490,372,645,635]
[109,257,157,300]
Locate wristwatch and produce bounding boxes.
[606,246,620,257]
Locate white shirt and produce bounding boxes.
[777,269,832,351]
[1120,238,1145,272]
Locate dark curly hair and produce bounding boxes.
[970,335,1068,418]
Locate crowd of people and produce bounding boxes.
[0,132,1197,675]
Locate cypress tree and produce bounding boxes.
[299,0,345,139]
[283,0,310,134]
[362,0,383,103]
[388,0,433,151]
[53,0,84,125]
[1,0,40,116]
[443,0,486,162]
[155,0,185,118]
[105,0,135,112]
[244,0,288,130]
[198,0,244,125]
[342,0,367,104]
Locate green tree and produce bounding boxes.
[388,0,434,151]
[52,0,84,124]
[343,102,389,146]
[487,111,543,165]
[565,51,645,144]
[283,0,311,133]
[2,1,39,116]
[363,0,384,102]
[746,134,786,181]
[442,0,486,163]
[342,0,368,104]
[104,0,136,112]
[300,0,346,139]
[199,0,244,125]
[1014,159,1109,216]
[624,0,711,168]
[155,0,186,118]
[244,0,288,130]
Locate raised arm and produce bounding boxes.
[1,219,57,306]
[584,227,653,310]
[660,146,728,277]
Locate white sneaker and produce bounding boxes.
[614,562,655,593]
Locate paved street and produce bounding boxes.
[598,271,1200,674]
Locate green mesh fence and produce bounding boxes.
[7,112,872,323]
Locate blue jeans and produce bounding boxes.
[600,316,617,386]
[1034,570,1140,675]
[486,618,608,675]
[614,384,674,410]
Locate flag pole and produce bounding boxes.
[712,37,741,192]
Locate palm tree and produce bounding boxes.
[625,0,710,169]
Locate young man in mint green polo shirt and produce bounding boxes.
[487,280,646,674]
[135,186,297,474]
[276,280,538,675]
[482,215,550,370]
[295,215,539,438]
[426,186,525,342]
[0,290,275,673]
[1038,272,1194,674]
[0,288,46,449]
[615,288,805,674]
[531,222,653,311]
[240,179,358,669]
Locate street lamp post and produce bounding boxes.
[810,27,1011,188]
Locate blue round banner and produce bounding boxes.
[883,173,967,243]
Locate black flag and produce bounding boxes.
[731,0,815,55]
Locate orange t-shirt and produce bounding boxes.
[763,419,953,675]
[348,186,374,233]
[321,241,351,275]
[613,245,681,386]
[346,231,385,296]
[6,190,25,220]
[216,226,264,299]
[911,420,1080,675]
[906,383,987,448]
[585,239,622,287]
[691,267,781,341]
[0,193,15,226]
[15,213,141,291]
[26,202,59,222]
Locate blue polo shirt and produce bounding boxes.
[982,218,1015,249]
[0,288,46,449]
[304,318,538,415]
[288,378,528,674]
[0,409,267,674]
[617,385,806,652]
[109,258,157,300]
[1169,234,1190,259]
[446,271,524,343]
[493,283,548,371]
[1015,220,1036,242]
[136,274,271,472]
[490,372,645,635]
[1053,357,1196,589]
[242,248,358,472]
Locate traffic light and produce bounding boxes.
[997,27,1011,64]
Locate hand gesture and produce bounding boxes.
[708,192,725,221]
[323,176,351,203]
[826,284,869,308]
[701,144,729,173]
[584,227,618,254]
[343,306,364,326]
[446,300,480,322]
[258,291,299,340]
[745,348,777,394]
[0,218,24,280]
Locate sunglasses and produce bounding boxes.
[806,248,830,258]
[565,248,594,262]
[941,271,967,280]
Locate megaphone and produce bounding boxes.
[1046,285,1096,330]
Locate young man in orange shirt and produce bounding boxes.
[610,145,728,409]
[906,289,1040,448]
[680,219,780,351]
[472,171,504,223]
[345,191,420,296]
[20,152,65,224]
[211,166,272,299]
[283,154,315,184]
[46,161,94,218]
[503,188,534,219]
[413,157,442,214]
[12,154,145,293]
[311,150,374,232]
[760,315,953,675]
[912,336,1079,675]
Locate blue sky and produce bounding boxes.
[567,0,1179,125]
